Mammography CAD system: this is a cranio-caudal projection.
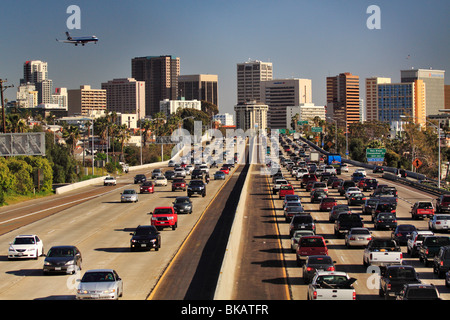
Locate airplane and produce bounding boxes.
[56,32,98,46]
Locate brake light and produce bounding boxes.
[367,237,372,241]
[327,266,335,271]
[441,261,444,266]
[313,291,318,300]
[400,253,403,260]
[352,292,356,300]
[306,267,314,272]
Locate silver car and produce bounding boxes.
[345,227,372,248]
[121,189,138,203]
[290,230,315,253]
[76,269,123,300]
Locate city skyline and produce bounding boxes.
[1,0,449,116]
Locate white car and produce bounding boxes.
[154,176,168,186]
[76,269,123,300]
[354,168,367,176]
[8,235,44,260]
[104,176,116,186]
[290,230,315,253]
[341,164,349,172]
[174,167,186,177]
[429,214,450,232]
[345,187,361,199]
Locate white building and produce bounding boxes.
[16,83,37,108]
[213,113,234,126]
[159,99,201,116]
[52,88,68,109]
[286,103,325,130]
[234,100,268,132]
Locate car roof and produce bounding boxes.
[84,269,116,273]
[15,234,37,238]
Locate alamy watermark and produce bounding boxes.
[367,5,381,30]
[66,5,81,30]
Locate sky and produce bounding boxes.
[1,0,449,116]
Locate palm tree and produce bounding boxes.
[116,124,130,162]
[63,125,81,155]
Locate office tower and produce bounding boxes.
[178,74,219,106]
[21,60,48,84]
[234,100,268,132]
[377,80,426,126]
[67,85,107,116]
[101,78,146,119]
[260,79,311,129]
[237,60,273,104]
[326,72,360,129]
[36,79,53,104]
[52,88,68,109]
[159,98,202,117]
[365,77,391,122]
[131,55,180,116]
[401,69,445,115]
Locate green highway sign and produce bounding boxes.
[366,148,386,162]
[297,120,308,125]
[311,127,322,133]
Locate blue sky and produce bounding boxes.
[1,0,449,115]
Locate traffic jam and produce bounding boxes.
[267,134,450,300]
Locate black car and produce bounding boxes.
[372,201,397,221]
[310,190,328,203]
[130,225,161,251]
[347,192,366,206]
[164,170,176,180]
[43,245,82,275]
[172,196,193,214]
[374,212,398,230]
[396,284,441,300]
[373,166,384,173]
[338,180,356,196]
[187,180,206,197]
[392,224,417,245]
[191,169,204,179]
[302,255,336,284]
[134,174,147,184]
[289,214,316,237]
[433,245,450,278]
[362,198,379,215]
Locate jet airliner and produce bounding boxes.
[56,32,98,46]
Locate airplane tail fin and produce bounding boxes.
[65,32,72,40]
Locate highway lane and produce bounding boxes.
[0,162,237,300]
[271,149,450,300]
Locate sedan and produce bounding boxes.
[220,167,230,175]
[391,224,417,245]
[319,197,337,211]
[302,255,336,284]
[345,228,372,248]
[329,204,352,222]
[347,192,366,206]
[76,269,123,300]
[345,187,361,199]
[154,176,168,186]
[133,174,146,184]
[429,214,450,232]
[43,245,82,275]
[290,230,315,253]
[8,234,44,260]
[214,171,226,180]
[374,213,398,230]
[121,189,138,203]
[173,196,193,214]
[139,181,154,194]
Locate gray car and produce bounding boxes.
[76,269,123,300]
[43,245,82,275]
[121,189,138,203]
[345,227,372,248]
[302,255,336,284]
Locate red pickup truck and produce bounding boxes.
[151,207,178,231]
[411,201,435,219]
[296,236,329,266]
[279,184,295,199]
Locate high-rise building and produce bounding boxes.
[52,87,68,109]
[178,74,218,106]
[21,60,48,84]
[234,100,268,132]
[16,83,37,108]
[260,78,312,129]
[401,69,445,115]
[67,85,107,116]
[286,103,325,130]
[159,99,201,117]
[131,55,180,116]
[101,78,146,119]
[36,79,53,104]
[326,72,360,129]
[237,60,273,104]
[445,85,450,109]
[377,80,426,126]
[365,77,391,122]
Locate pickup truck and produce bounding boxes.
[406,230,434,257]
[150,207,178,231]
[307,271,356,300]
[104,176,116,186]
[273,179,289,194]
[379,265,421,299]
[418,235,450,266]
[334,213,364,238]
[396,283,441,300]
[363,238,402,268]
[411,201,435,219]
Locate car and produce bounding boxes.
[373,166,384,173]
[139,181,154,194]
[172,178,187,191]
[104,176,116,186]
[354,168,367,176]
[319,197,337,211]
[344,187,361,199]
[151,168,163,179]
[174,167,187,177]
[371,202,397,221]
[8,235,44,260]
[199,164,209,174]
[290,230,315,253]
[130,225,161,251]
[340,163,349,172]
[411,201,435,219]
[283,194,301,208]
[121,189,138,203]
[436,195,450,213]
[187,180,206,197]
[43,245,82,275]
[310,190,328,203]
[76,269,123,300]
[418,236,450,266]
[433,245,450,278]
[407,230,434,257]
[334,213,364,238]
[154,176,168,186]
[310,181,328,194]
[289,214,316,237]
[338,180,356,196]
[396,284,441,300]
[301,174,318,188]
[214,171,226,180]
[220,166,230,175]
[134,174,146,184]
[374,212,398,230]
[279,184,295,199]
[172,196,193,214]
[191,169,204,179]
[302,255,336,284]
[151,207,178,231]
[379,265,421,299]
[361,198,379,215]
[347,192,366,206]
[391,224,417,245]
[345,227,372,248]
[429,214,450,232]
[284,203,305,222]
[168,160,176,167]
[164,170,176,180]
[296,236,329,266]
[351,172,365,183]
[329,204,352,222]
[361,178,378,191]
[331,178,343,189]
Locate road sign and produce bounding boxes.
[297,120,308,125]
[311,127,322,133]
[366,148,386,162]
[413,158,423,169]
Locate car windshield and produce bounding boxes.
[418,202,433,209]
[48,247,75,257]
[351,229,370,235]
[190,181,204,186]
[388,267,417,279]
[175,198,190,204]
[123,190,135,194]
[316,275,349,286]
[425,237,450,247]
[398,225,416,231]
[437,215,450,220]
[154,208,173,214]
[14,237,35,244]
[322,198,336,203]
[339,214,361,221]
[379,214,395,219]
[81,271,115,282]
[293,215,313,223]
[300,237,325,247]
[135,228,157,236]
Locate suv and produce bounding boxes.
[191,169,204,180]
[407,230,434,257]
[361,178,378,191]
[433,245,450,278]
[338,180,356,196]
[419,236,450,266]
[295,236,329,266]
[334,213,364,238]
[134,174,146,184]
[187,180,206,197]
[289,214,316,237]
[279,184,295,199]
[150,207,178,231]
[151,168,162,179]
[130,225,161,251]
[436,195,450,213]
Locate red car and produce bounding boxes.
[296,236,329,266]
[220,167,230,174]
[357,178,367,189]
[319,197,337,211]
[301,174,317,188]
[279,184,295,199]
[139,181,154,194]
[332,179,343,189]
[172,178,187,192]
